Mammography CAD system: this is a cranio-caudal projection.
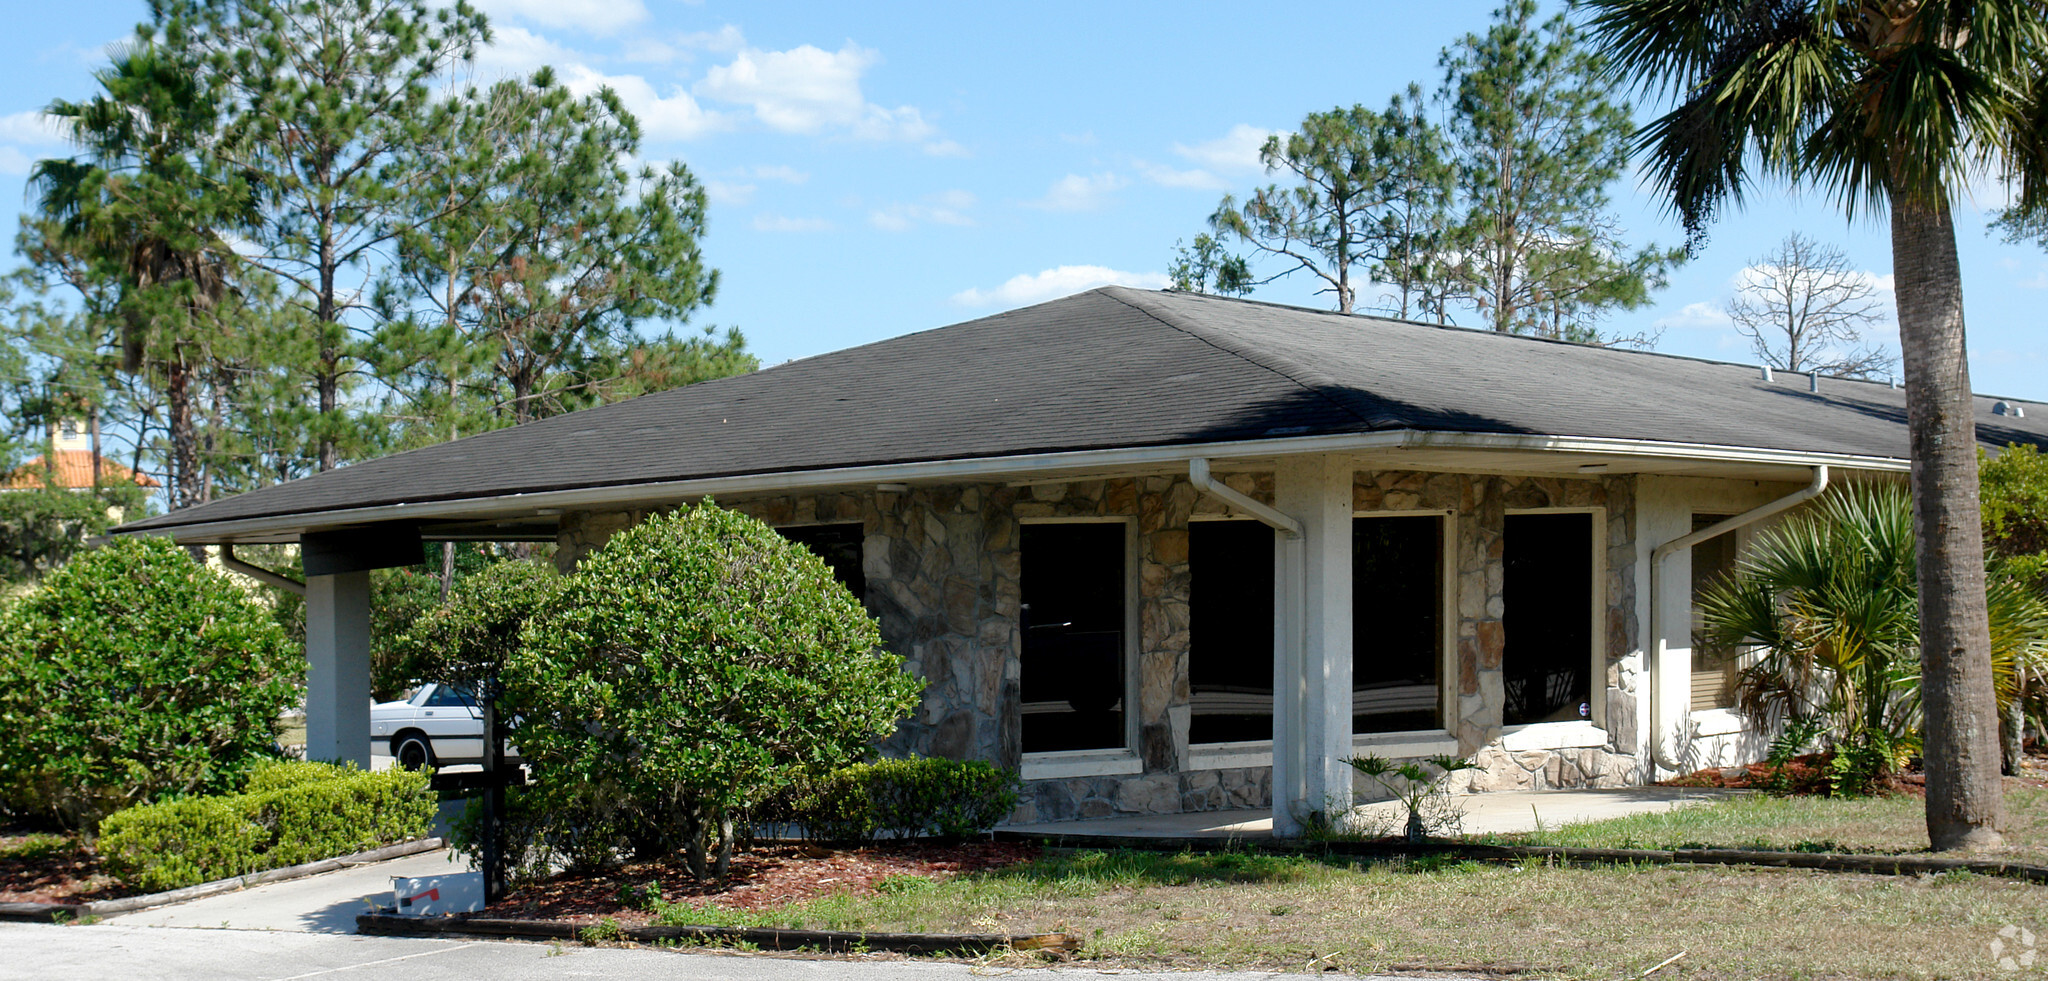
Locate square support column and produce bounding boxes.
[304,569,372,768]
[1271,455,1354,836]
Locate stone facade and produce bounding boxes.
[552,465,1647,821]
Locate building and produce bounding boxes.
[2,419,159,516]
[113,288,2048,832]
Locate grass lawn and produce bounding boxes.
[641,847,2046,979]
[607,785,2048,979]
[1500,781,2048,865]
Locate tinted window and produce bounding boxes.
[1502,513,1594,726]
[776,523,866,599]
[1188,521,1275,744]
[1353,515,1445,732]
[1020,523,1127,754]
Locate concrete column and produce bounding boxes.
[1271,455,1355,835]
[304,570,373,768]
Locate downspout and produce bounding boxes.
[1188,458,1303,539]
[1645,465,1828,772]
[221,543,307,596]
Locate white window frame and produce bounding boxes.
[1686,510,1755,733]
[1498,505,1608,740]
[1018,515,1142,780]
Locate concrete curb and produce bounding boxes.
[356,912,1079,955]
[0,837,446,923]
[990,831,2048,883]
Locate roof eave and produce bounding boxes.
[114,429,1908,546]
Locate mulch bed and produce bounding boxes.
[1660,752,2048,797]
[0,831,128,905]
[481,840,1039,926]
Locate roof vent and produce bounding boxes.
[1760,365,1774,382]
[1994,401,2026,418]
[1808,372,1820,393]
[1889,375,1899,389]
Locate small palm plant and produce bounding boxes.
[1347,754,1478,842]
[1698,484,2048,793]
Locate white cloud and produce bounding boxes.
[1173,124,1278,174]
[695,42,938,143]
[1030,172,1128,212]
[869,189,975,231]
[704,180,754,205]
[752,214,834,233]
[747,164,808,183]
[921,138,970,158]
[560,65,725,140]
[468,25,582,80]
[951,265,1171,307]
[1653,301,1730,332]
[0,110,64,147]
[1136,160,1228,191]
[1731,263,1895,297]
[472,0,648,34]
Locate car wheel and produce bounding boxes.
[394,733,435,771]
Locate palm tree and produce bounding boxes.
[1581,0,2048,851]
[30,41,245,512]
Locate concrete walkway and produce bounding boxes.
[113,847,470,933]
[1004,786,1746,839]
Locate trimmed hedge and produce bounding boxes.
[98,761,435,892]
[777,758,1021,843]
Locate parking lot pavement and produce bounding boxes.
[1,922,1456,981]
[112,847,468,933]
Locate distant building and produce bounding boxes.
[2,420,159,520]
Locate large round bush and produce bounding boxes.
[508,501,920,878]
[0,536,299,830]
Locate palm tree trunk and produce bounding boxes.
[1890,191,2005,851]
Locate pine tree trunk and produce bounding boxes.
[166,357,200,512]
[1889,191,2005,851]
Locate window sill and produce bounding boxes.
[1353,730,1461,759]
[1021,749,1144,781]
[1498,720,1607,751]
[1690,709,1748,738]
[1188,740,1271,770]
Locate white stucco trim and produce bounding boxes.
[1188,740,1272,770]
[1499,720,1608,751]
[128,429,1909,544]
[1353,730,1461,758]
[1021,748,1144,781]
[1690,708,1748,738]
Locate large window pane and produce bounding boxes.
[1689,515,1740,711]
[1503,512,1594,726]
[1189,520,1275,744]
[1353,515,1445,732]
[776,523,866,599]
[1020,523,1127,753]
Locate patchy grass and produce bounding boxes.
[639,846,2048,979]
[1499,782,2048,865]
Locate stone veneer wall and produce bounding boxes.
[552,466,1643,821]
[1352,471,1641,793]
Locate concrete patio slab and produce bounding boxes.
[1002,786,1747,839]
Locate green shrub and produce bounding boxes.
[775,758,1021,843]
[508,501,922,879]
[98,761,433,892]
[0,537,299,830]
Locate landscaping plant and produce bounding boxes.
[507,501,922,880]
[1699,484,2048,794]
[1346,753,1478,842]
[767,757,1022,844]
[97,760,433,892]
[0,536,299,830]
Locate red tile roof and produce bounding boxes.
[0,450,160,490]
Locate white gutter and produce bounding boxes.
[219,544,306,596]
[1188,458,1303,539]
[123,429,1899,545]
[1645,465,1829,772]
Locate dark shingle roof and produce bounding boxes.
[120,286,2048,534]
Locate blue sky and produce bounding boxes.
[4,0,2046,402]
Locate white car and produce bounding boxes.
[370,684,518,769]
